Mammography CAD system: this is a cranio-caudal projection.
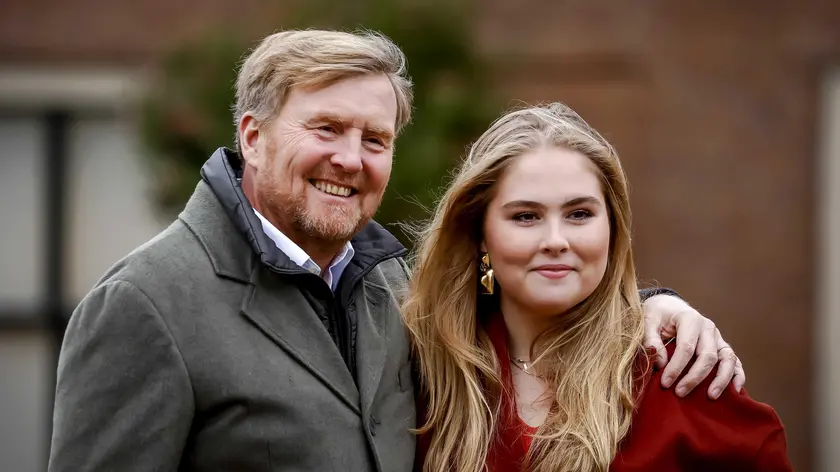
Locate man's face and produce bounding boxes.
[241,73,398,244]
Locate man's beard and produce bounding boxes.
[290,191,367,242]
[256,167,373,243]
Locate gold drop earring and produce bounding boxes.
[480,253,495,295]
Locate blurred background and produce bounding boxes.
[0,0,838,470]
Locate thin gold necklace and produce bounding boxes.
[510,355,537,376]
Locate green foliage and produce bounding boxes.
[139,0,498,245]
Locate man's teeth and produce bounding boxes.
[314,181,352,197]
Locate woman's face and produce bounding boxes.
[482,146,611,319]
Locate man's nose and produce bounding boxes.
[329,135,363,173]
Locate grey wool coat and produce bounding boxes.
[49,148,417,472]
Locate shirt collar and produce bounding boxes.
[253,210,354,292]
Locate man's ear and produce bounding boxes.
[238,112,262,169]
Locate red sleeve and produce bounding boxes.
[753,428,794,472]
[612,345,793,472]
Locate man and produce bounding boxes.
[49,30,743,471]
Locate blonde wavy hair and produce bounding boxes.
[402,103,647,472]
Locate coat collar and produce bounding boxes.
[184,147,406,282]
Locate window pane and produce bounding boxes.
[0,330,51,472]
[0,118,45,313]
[65,118,167,303]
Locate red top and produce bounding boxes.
[415,313,793,472]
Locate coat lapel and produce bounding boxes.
[353,279,391,415]
[241,271,360,415]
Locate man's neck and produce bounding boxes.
[296,236,345,273]
[242,170,346,272]
[259,208,347,272]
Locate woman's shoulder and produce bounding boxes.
[612,344,793,472]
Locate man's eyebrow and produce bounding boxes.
[366,125,395,141]
[306,113,347,125]
[307,113,394,141]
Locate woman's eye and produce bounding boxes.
[568,209,593,220]
[513,212,538,223]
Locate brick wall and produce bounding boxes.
[0,0,287,63]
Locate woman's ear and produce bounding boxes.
[479,241,487,252]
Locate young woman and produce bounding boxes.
[404,103,791,472]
